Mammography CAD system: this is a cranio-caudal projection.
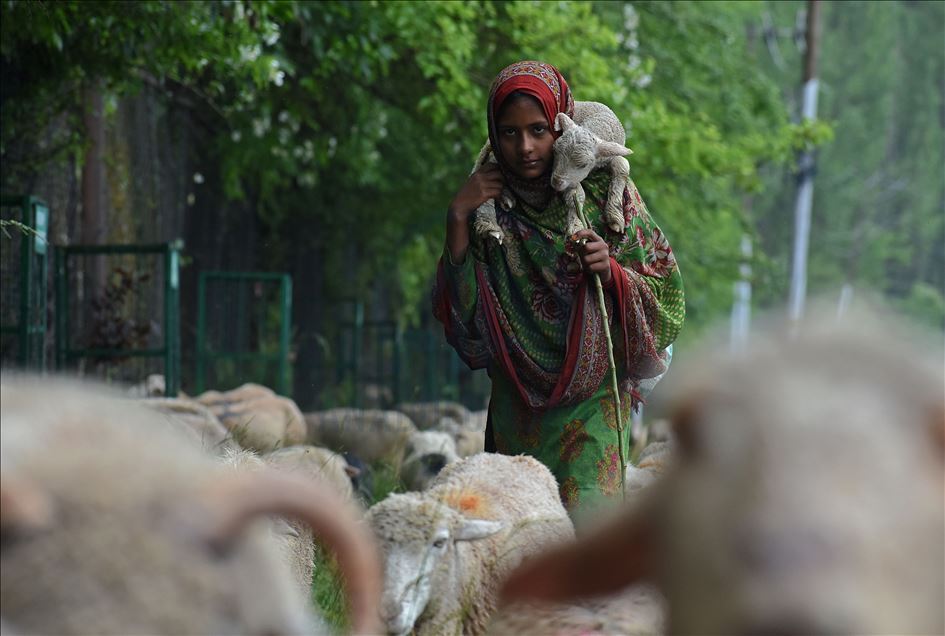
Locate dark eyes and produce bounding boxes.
[432,538,447,548]
[500,126,547,136]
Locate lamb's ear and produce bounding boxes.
[555,112,576,133]
[455,519,503,541]
[596,140,632,158]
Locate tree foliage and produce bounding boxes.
[3,0,939,343]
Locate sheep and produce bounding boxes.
[264,444,359,506]
[207,394,307,453]
[195,381,275,406]
[624,439,674,493]
[0,377,382,635]
[305,408,417,469]
[551,101,632,236]
[400,430,461,492]
[499,313,945,635]
[126,373,168,398]
[139,396,241,456]
[432,415,485,458]
[367,453,575,636]
[219,446,320,604]
[395,401,473,431]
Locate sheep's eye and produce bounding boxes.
[432,538,447,549]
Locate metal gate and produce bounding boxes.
[0,195,49,371]
[55,241,182,395]
[196,271,292,396]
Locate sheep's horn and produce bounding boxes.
[197,470,382,634]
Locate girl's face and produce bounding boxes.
[495,95,555,180]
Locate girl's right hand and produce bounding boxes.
[448,163,505,220]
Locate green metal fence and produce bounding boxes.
[196,271,292,396]
[333,300,489,409]
[0,195,49,371]
[55,241,182,395]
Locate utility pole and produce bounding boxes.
[788,0,821,324]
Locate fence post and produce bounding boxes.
[279,274,292,396]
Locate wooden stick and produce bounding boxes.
[573,191,627,501]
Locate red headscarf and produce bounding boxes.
[486,61,575,210]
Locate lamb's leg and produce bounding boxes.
[605,156,630,234]
[473,199,504,245]
[469,141,505,244]
[565,185,586,238]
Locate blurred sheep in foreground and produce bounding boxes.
[305,408,417,469]
[0,378,381,635]
[367,453,575,636]
[500,316,945,635]
[197,384,306,453]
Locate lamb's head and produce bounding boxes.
[551,112,630,192]
[367,492,503,635]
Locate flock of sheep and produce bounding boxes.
[1,310,942,635]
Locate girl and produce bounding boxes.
[433,60,684,523]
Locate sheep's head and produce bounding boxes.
[500,315,945,635]
[367,492,503,636]
[551,112,630,192]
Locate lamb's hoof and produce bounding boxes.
[489,231,504,245]
[609,220,626,234]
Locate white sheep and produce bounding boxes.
[472,101,631,244]
[366,453,575,635]
[499,312,945,635]
[139,396,241,456]
[202,392,307,453]
[394,400,475,431]
[624,439,674,493]
[551,101,632,236]
[0,377,382,635]
[432,415,485,458]
[264,444,359,506]
[219,446,320,604]
[400,430,461,491]
[304,408,417,469]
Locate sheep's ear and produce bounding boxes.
[596,140,632,158]
[455,519,503,541]
[555,112,576,133]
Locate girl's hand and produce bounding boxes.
[571,229,613,285]
[448,163,505,221]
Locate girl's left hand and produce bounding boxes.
[571,229,612,285]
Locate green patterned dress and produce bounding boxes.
[433,169,684,523]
